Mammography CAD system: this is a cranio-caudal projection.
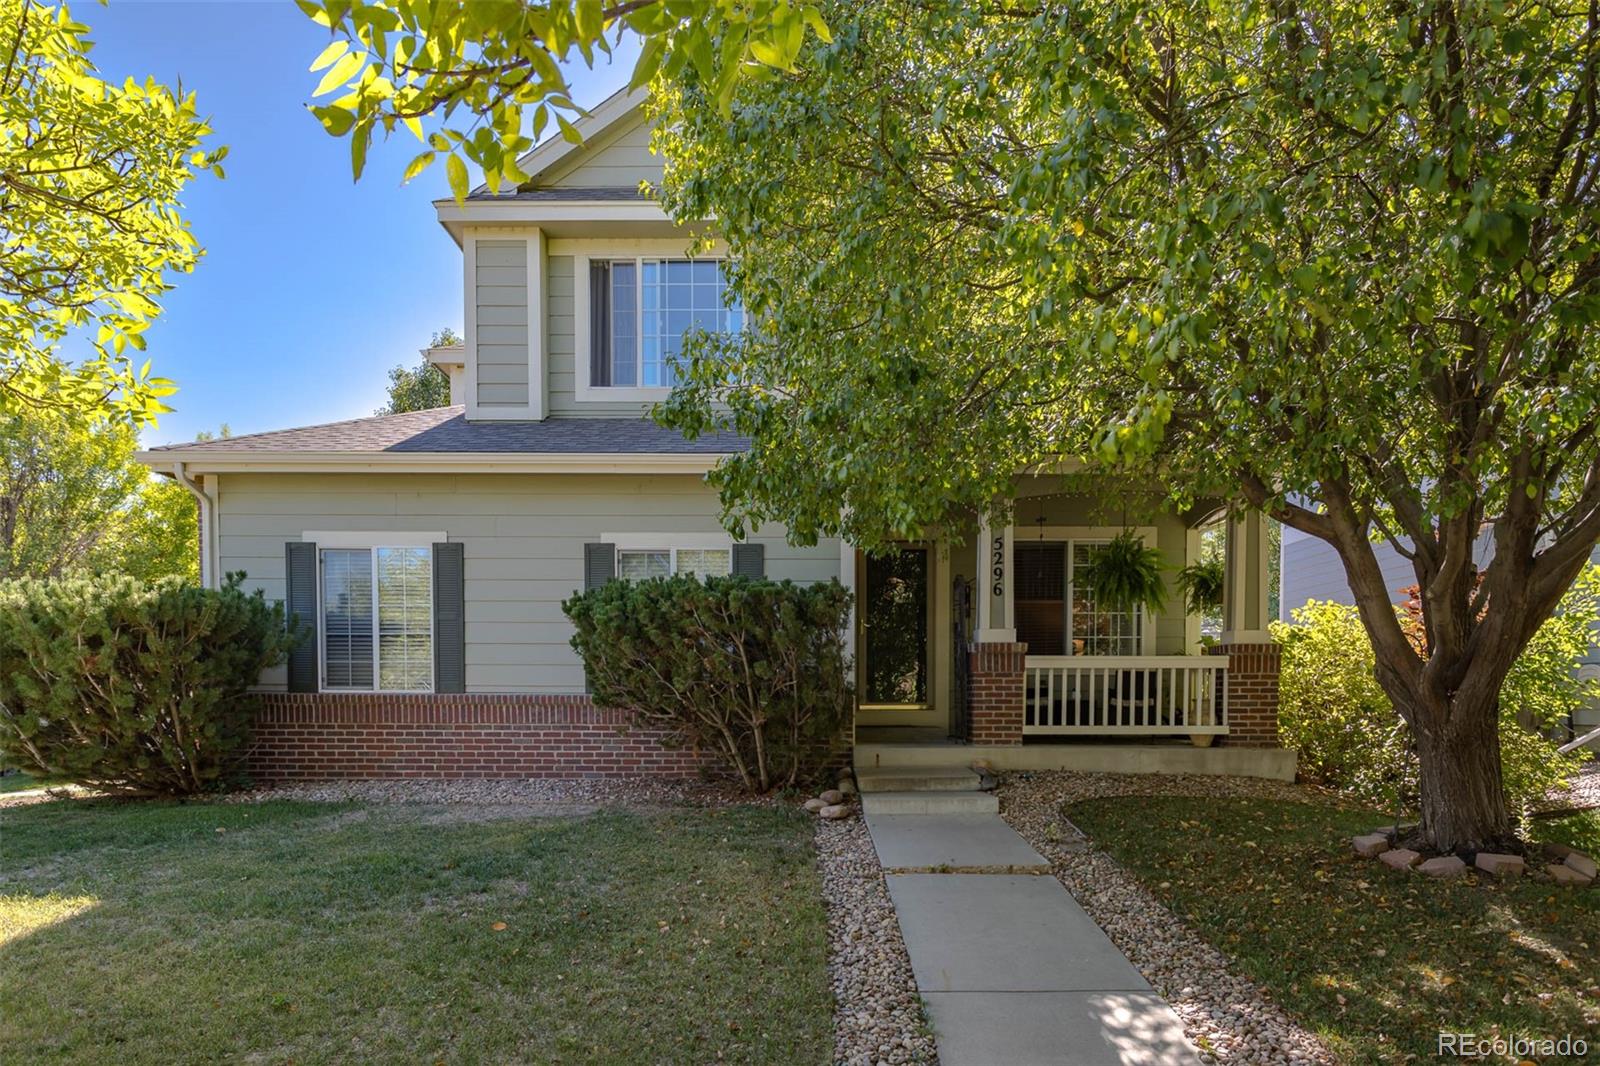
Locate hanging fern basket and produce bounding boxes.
[1081,530,1167,616]
[1176,558,1226,614]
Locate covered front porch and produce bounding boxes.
[843,477,1291,775]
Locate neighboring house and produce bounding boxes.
[137,87,1291,782]
[1280,526,1600,750]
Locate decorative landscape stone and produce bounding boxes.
[1546,863,1593,887]
[1563,850,1597,880]
[1378,848,1421,870]
[838,778,858,796]
[804,798,827,812]
[1417,856,1466,878]
[1351,833,1389,858]
[820,789,846,806]
[819,803,850,820]
[1474,852,1525,877]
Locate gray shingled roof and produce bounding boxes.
[458,186,653,203]
[143,406,745,455]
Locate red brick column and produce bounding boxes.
[246,693,710,780]
[969,642,1027,745]
[1209,643,1282,747]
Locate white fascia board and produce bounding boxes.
[132,450,727,475]
[436,200,672,226]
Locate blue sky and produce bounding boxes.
[80,1,638,446]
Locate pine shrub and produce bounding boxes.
[564,575,852,792]
[0,573,296,795]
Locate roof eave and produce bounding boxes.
[132,450,728,476]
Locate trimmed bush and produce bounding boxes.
[564,575,852,792]
[0,573,296,795]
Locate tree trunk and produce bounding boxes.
[1405,688,1514,854]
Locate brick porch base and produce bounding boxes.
[969,641,1028,745]
[248,693,707,780]
[1208,642,1282,748]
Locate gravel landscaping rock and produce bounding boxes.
[1542,759,1600,811]
[999,771,1337,1066]
[814,816,938,1066]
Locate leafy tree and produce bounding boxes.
[298,0,829,198]
[643,1,1600,852]
[0,0,224,424]
[378,327,458,414]
[0,401,195,581]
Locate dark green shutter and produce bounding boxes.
[732,542,765,578]
[589,261,611,387]
[285,541,318,693]
[580,543,615,694]
[584,542,616,589]
[433,542,465,693]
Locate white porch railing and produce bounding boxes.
[1023,656,1228,736]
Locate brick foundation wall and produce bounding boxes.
[969,642,1027,745]
[247,693,709,780]
[1210,642,1282,748]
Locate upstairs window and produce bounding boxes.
[588,259,743,388]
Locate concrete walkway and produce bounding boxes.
[865,811,1199,1066]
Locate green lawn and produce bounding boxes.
[1069,795,1599,1065]
[0,797,832,1065]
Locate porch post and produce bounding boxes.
[978,513,1016,643]
[970,509,1024,745]
[1215,511,1281,747]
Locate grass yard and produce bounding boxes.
[0,797,832,1065]
[1069,796,1599,1065]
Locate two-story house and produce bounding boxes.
[137,87,1292,783]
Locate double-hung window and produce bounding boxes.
[588,258,742,389]
[616,544,733,580]
[320,545,434,692]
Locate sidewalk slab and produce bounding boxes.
[866,813,1049,869]
[885,873,1149,993]
[921,991,1199,1066]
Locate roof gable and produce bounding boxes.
[489,85,652,194]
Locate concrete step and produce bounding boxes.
[855,767,984,794]
[861,790,1000,816]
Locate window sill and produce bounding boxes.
[576,385,673,403]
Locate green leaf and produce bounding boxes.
[446,152,468,203]
[313,49,365,97]
[309,38,349,72]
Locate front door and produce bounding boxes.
[860,546,931,708]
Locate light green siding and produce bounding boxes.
[216,472,841,693]
[542,116,661,189]
[475,240,528,406]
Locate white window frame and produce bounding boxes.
[305,531,444,694]
[568,238,734,403]
[1020,526,1156,657]
[603,532,736,579]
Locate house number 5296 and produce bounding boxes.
[990,535,1005,598]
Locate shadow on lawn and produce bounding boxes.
[1068,796,1600,1065]
[0,796,832,1066]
